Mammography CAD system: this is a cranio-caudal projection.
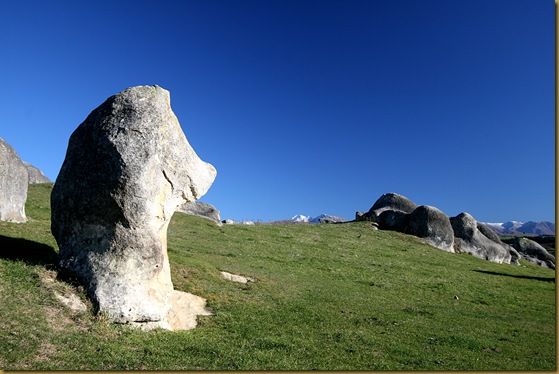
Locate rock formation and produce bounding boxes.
[377,209,409,232]
[51,85,216,330]
[310,214,345,224]
[509,237,555,269]
[0,138,28,222]
[477,222,521,265]
[177,201,221,224]
[476,222,502,243]
[406,205,455,252]
[358,192,417,222]
[23,161,51,184]
[450,212,514,264]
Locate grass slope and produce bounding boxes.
[0,184,555,370]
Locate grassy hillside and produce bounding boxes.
[0,184,555,370]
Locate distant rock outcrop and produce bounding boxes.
[23,161,51,184]
[406,205,454,252]
[0,138,28,222]
[450,212,514,264]
[358,192,417,222]
[509,237,555,269]
[177,201,221,224]
[51,85,216,330]
[357,193,531,263]
[309,214,345,224]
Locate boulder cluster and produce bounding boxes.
[357,192,555,268]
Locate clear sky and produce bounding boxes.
[0,0,554,222]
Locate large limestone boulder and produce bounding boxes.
[509,237,555,269]
[377,209,409,232]
[23,161,51,184]
[359,192,417,222]
[406,205,454,252]
[476,222,502,243]
[450,212,513,264]
[0,138,28,222]
[177,201,221,224]
[477,222,521,265]
[51,85,216,330]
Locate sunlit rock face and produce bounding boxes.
[51,85,216,330]
[358,192,417,222]
[23,161,51,184]
[450,212,514,264]
[509,237,555,269]
[0,137,28,223]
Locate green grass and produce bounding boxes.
[0,184,555,370]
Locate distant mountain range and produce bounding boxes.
[482,221,555,236]
[288,214,346,224]
[280,216,554,234]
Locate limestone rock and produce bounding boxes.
[310,214,345,224]
[450,212,513,264]
[360,192,417,222]
[477,222,521,265]
[23,161,51,184]
[406,205,454,252]
[0,137,28,222]
[177,201,221,224]
[377,209,409,232]
[507,246,522,265]
[476,222,502,243]
[509,237,555,269]
[51,85,216,330]
[220,271,254,284]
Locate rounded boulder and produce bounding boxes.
[406,205,454,252]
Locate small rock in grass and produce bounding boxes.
[220,271,254,284]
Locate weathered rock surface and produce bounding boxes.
[0,138,28,222]
[477,222,521,265]
[406,205,454,252]
[310,214,345,224]
[359,192,417,222]
[220,271,254,284]
[450,212,513,264]
[509,237,555,269]
[476,222,502,243]
[377,209,409,232]
[51,85,216,330]
[177,201,221,224]
[23,161,51,184]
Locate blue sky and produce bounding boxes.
[0,0,554,222]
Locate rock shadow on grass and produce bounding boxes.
[0,235,58,266]
[473,269,555,283]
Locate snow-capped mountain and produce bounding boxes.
[289,214,346,224]
[290,214,310,223]
[483,221,555,236]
